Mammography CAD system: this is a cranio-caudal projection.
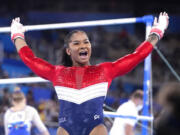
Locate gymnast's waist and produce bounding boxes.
[58,98,104,123]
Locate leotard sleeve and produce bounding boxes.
[18,46,56,81]
[4,110,9,135]
[100,41,153,79]
[31,107,48,133]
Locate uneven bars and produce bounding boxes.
[104,111,153,121]
[0,77,48,84]
[0,17,138,33]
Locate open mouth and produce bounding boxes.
[79,51,88,56]
[79,51,88,59]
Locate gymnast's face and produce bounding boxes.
[66,32,92,66]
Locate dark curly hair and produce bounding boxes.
[60,30,87,67]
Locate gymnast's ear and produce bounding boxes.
[66,48,71,55]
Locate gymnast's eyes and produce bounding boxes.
[84,41,90,44]
[72,40,90,45]
[73,42,80,45]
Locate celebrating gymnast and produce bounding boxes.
[10,12,169,135]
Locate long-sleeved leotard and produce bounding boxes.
[18,41,153,135]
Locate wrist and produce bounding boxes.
[11,33,24,43]
[147,33,159,47]
[148,33,160,41]
[150,28,164,40]
[14,37,25,44]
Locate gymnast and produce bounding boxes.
[10,12,169,135]
[4,87,50,135]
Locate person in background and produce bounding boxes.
[4,87,50,135]
[109,89,143,135]
[155,82,180,135]
[10,12,168,135]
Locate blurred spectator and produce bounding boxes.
[154,82,180,135]
[109,89,143,135]
[0,42,4,63]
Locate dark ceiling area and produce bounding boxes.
[1,0,180,17]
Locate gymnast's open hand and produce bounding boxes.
[150,12,169,40]
[11,17,25,43]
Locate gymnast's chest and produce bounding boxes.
[53,66,107,89]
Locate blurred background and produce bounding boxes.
[0,0,180,134]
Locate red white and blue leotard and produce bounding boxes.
[18,41,153,135]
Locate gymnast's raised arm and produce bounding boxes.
[10,17,56,81]
[101,12,169,79]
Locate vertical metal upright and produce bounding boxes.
[142,16,154,135]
